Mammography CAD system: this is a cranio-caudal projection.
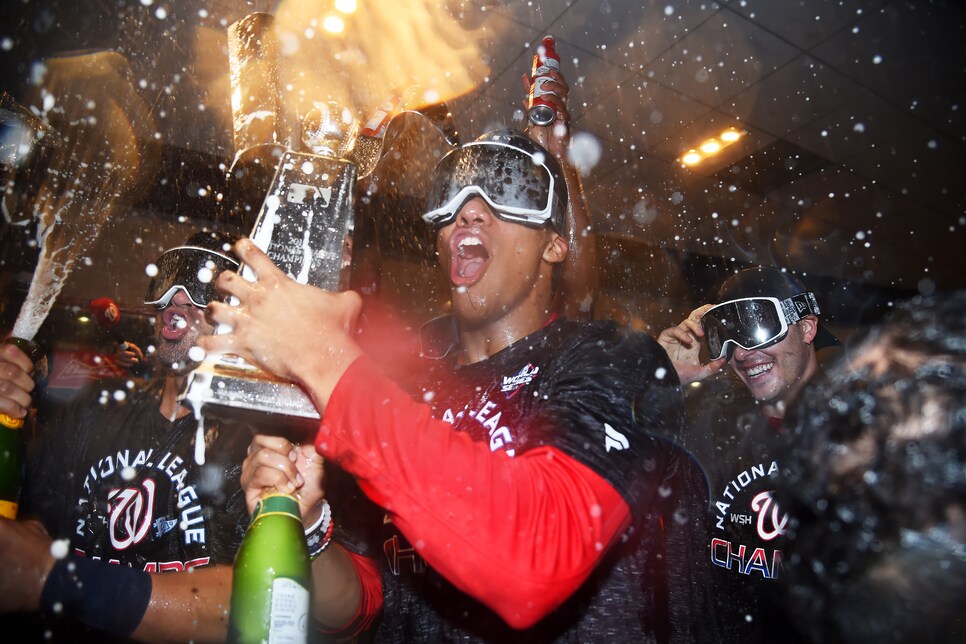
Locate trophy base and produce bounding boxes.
[180,355,321,437]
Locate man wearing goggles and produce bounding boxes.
[203,126,712,640]
[660,266,836,415]
[702,292,821,362]
[656,265,838,644]
[420,129,573,331]
[143,241,239,375]
[422,126,596,321]
[0,231,254,641]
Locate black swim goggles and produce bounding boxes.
[143,246,239,309]
[422,140,560,230]
[702,293,820,361]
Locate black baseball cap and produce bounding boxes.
[716,266,839,350]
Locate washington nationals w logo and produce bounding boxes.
[750,490,788,541]
[107,479,156,550]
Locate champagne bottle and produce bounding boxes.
[0,337,41,519]
[228,492,311,643]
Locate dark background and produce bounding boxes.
[0,0,963,350]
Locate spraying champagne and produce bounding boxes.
[0,56,152,518]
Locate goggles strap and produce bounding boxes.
[781,292,821,324]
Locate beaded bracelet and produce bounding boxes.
[305,499,334,560]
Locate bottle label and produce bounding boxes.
[268,577,309,644]
[0,499,18,519]
[531,74,559,100]
[360,97,397,138]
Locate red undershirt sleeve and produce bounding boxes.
[315,357,633,629]
[317,547,383,637]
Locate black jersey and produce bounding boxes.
[674,372,805,643]
[416,319,685,518]
[336,318,714,642]
[22,378,253,571]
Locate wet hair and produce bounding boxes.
[777,291,966,644]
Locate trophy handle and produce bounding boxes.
[349,102,460,179]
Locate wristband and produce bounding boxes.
[305,500,334,560]
[40,554,152,637]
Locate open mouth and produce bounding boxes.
[450,229,491,286]
[161,308,190,341]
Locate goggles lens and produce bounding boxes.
[143,246,239,309]
[702,297,791,361]
[422,141,555,229]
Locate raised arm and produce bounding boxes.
[522,63,597,320]
[314,358,632,629]
[199,242,633,628]
[657,304,726,384]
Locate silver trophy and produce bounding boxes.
[180,14,355,431]
[180,148,355,428]
[180,13,459,431]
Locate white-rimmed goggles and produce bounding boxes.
[143,246,239,309]
[702,293,820,360]
[422,141,559,230]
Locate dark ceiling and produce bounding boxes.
[0,0,963,326]
[442,0,966,295]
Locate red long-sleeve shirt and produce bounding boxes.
[317,357,632,629]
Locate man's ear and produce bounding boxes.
[543,232,568,265]
[800,315,819,344]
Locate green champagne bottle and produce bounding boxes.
[228,492,311,643]
[0,337,41,519]
[0,411,25,519]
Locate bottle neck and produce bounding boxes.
[4,337,42,363]
[252,492,302,523]
[0,337,41,430]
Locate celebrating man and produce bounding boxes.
[658,265,838,642]
[0,232,254,642]
[210,129,713,641]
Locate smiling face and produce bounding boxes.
[153,289,213,375]
[435,196,566,336]
[728,316,818,414]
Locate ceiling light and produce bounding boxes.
[335,0,357,13]
[323,15,345,33]
[679,127,745,166]
[78,315,91,323]
[682,150,702,165]
[699,139,721,154]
